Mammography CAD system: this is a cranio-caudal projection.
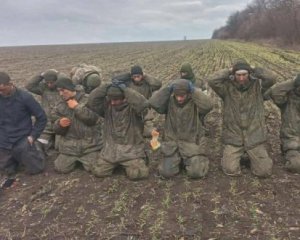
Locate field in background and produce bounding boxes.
[0,40,299,240]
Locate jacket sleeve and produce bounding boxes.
[148,86,171,114]
[25,74,45,95]
[87,83,110,117]
[74,97,100,126]
[253,67,276,93]
[191,88,213,115]
[144,74,162,92]
[123,87,149,114]
[53,119,69,136]
[269,79,294,107]
[208,69,230,99]
[195,78,206,91]
[23,92,47,140]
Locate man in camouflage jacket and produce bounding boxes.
[70,63,101,94]
[149,79,213,178]
[115,66,162,137]
[26,69,61,153]
[208,59,276,177]
[88,81,149,180]
[180,63,206,91]
[52,76,102,173]
[268,74,300,173]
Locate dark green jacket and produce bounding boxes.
[127,74,162,99]
[88,84,149,162]
[149,87,213,157]
[269,79,300,151]
[208,68,276,149]
[53,92,102,156]
[26,74,61,121]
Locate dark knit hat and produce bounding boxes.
[173,79,190,95]
[56,75,75,91]
[232,59,252,73]
[43,69,58,82]
[294,74,300,88]
[180,63,195,83]
[107,86,124,99]
[0,72,11,84]
[131,65,143,75]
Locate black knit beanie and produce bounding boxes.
[130,65,143,75]
[56,75,75,91]
[0,72,11,84]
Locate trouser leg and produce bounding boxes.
[0,148,18,176]
[284,150,300,173]
[247,144,273,177]
[54,154,77,174]
[159,150,181,178]
[221,145,244,176]
[121,158,149,180]
[78,151,98,173]
[13,138,45,175]
[92,157,115,177]
[185,155,209,178]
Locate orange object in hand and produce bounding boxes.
[150,129,161,150]
[59,117,71,127]
[67,99,79,109]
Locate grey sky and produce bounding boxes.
[0,0,251,46]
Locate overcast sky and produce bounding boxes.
[0,0,251,46]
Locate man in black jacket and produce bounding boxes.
[0,72,47,177]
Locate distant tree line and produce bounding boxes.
[212,0,300,45]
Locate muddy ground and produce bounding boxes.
[0,40,299,240]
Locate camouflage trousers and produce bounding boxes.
[54,151,98,173]
[285,150,300,173]
[92,158,149,180]
[222,144,273,177]
[159,151,209,179]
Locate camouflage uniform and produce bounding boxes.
[149,79,213,178]
[53,92,102,173]
[88,84,149,180]
[70,64,101,93]
[208,67,276,177]
[180,63,206,91]
[127,74,162,137]
[269,77,300,173]
[26,72,61,152]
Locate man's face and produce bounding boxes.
[174,93,188,105]
[234,71,250,85]
[0,83,13,96]
[180,71,188,78]
[131,74,143,84]
[110,97,125,107]
[57,88,76,101]
[46,81,56,90]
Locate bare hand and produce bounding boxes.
[27,136,34,145]
[67,99,79,109]
[151,129,159,137]
[59,117,71,127]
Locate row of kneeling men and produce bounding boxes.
[0,59,299,185]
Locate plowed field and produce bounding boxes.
[0,40,299,240]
